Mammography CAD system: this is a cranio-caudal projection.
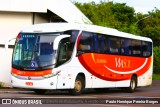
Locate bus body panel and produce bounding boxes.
[56,64,76,89]
[137,63,153,87]
[65,58,117,88]
[78,53,152,81]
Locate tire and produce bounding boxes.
[127,76,137,93]
[34,89,47,95]
[69,76,84,95]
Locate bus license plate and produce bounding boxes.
[25,82,33,86]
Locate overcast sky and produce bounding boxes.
[71,0,160,14]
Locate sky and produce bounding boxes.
[71,0,160,14]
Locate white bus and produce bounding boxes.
[11,23,153,95]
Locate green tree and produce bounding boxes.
[75,2,136,33]
[153,46,160,74]
[110,3,135,32]
[139,9,160,46]
[75,1,119,28]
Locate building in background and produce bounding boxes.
[0,0,92,87]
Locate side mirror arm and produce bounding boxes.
[5,38,16,51]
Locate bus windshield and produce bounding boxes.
[12,33,58,70]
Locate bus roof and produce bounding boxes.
[21,23,152,42]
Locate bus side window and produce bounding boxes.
[91,34,106,53]
[63,30,79,43]
[93,34,99,53]
[98,35,106,53]
[67,42,74,59]
[57,38,70,66]
[131,40,142,56]
[58,43,67,62]
[109,37,120,54]
[121,39,131,55]
[142,41,152,57]
[78,32,92,52]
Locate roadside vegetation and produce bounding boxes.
[153,74,160,80]
[0,82,4,88]
[74,1,160,79]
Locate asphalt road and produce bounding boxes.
[0,80,160,107]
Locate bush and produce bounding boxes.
[0,82,4,88]
[153,74,160,80]
[153,46,160,74]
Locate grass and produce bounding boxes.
[153,73,160,80]
[0,82,4,88]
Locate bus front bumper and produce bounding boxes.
[11,76,57,90]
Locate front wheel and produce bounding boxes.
[127,76,137,93]
[69,76,84,95]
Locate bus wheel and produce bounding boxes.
[127,76,137,93]
[70,76,84,95]
[34,89,47,95]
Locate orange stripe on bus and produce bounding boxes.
[12,68,52,76]
[78,53,152,81]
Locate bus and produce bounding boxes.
[11,23,153,95]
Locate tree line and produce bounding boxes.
[75,1,160,74]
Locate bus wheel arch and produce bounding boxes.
[69,73,85,95]
[127,74,137,93]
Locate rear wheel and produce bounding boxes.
[69,76,84,95]
[127,76,137,93]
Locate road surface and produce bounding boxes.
[0,80,159,107]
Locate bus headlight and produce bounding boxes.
[11,72,18,77]
[43,70,61,78]
[43,74,55,78]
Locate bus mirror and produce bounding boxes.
[5,38,16,51]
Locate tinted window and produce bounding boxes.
[121,39,131,55]
[109,37,120,54]
[131,40,142,56]
[77,32,152,58]
[64,30,79,43]
[93,34,99,52]
[98,35,108,53]
[78,32,93,52]
[142,41,152,57]
[78,32,108,53]
[57,38,71,66]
